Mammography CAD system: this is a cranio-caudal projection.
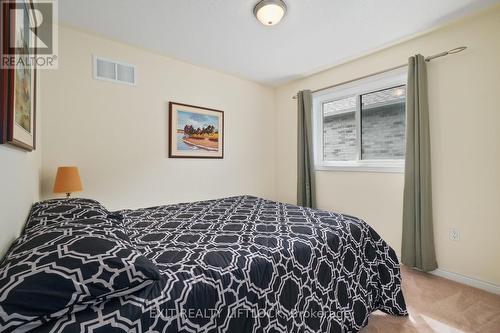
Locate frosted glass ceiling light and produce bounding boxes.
[254,0,287,26]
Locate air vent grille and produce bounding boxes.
[93,56,136,86]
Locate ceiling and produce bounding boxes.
[59,0,499,86]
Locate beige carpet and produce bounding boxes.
[361,266,500,333]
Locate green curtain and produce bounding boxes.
[401,55,438,272]
[297,90,316,208]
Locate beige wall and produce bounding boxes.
[37,8,500,286]
[275,7,500,285]
[0,82,41,257]
[40,26,276,211]
[0,147,41,257]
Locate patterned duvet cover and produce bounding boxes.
[0,196,406,332]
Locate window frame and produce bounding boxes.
[312,67,407,173]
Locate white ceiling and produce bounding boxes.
[59,0,499,86]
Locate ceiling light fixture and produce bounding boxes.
[253,0,287,26]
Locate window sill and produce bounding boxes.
[315,161,405,174]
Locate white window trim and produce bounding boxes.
[312,67,407,173]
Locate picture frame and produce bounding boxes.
[1,0,37,151]
[0,0,10,144]
[168,102,224,159]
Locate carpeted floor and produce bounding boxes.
[361,266,500,333]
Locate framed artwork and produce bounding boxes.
[169,102,224,159]
[1,0,37,150]
[0,0,9,144]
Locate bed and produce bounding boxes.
[0,196,407,332]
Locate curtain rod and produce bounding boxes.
[292,46,467,99]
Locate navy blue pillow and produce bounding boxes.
[24,198,122,232]
[0,220,160,332]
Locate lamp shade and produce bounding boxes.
[53,167,83,194]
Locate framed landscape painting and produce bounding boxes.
[1,0,37,150]
[169,102,224,159]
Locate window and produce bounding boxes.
[313,67,407,172]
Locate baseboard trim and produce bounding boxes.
[430,268,500,295]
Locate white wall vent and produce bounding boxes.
[93,56,136,86]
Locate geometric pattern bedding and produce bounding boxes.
[23,198,116,232]
[1,196,407,332]
[0,218,160,332]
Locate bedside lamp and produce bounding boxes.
[53,166,83,198]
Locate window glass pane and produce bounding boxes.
[323,96,357,161]
[361,86,406,160]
